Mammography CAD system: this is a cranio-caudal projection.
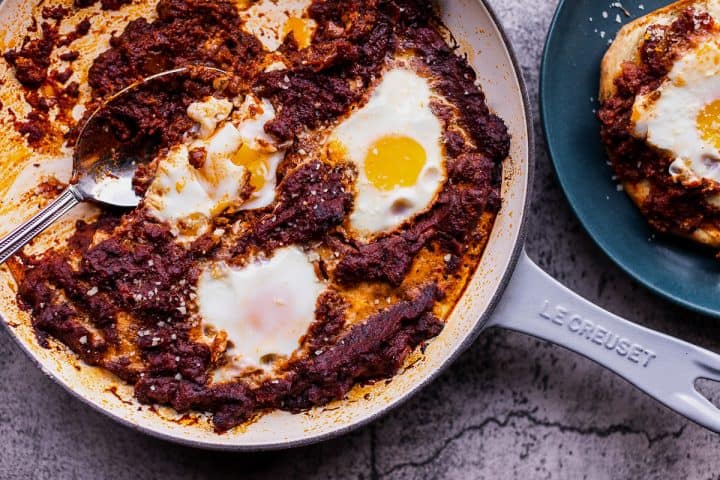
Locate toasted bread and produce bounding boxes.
[600,0,720,247]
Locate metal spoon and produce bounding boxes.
[0,66,229,264]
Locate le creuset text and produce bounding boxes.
[538,301,657,368]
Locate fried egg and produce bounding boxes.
[231,95,286,210]
[328,68,446,237]
[241,0,316,51]
[144,120,248,240]
[197,246,325,376]
[633,40,720,185]
[145,95,285,239]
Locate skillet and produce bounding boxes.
[2,0,720,451]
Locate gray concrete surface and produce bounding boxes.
[2,0,720,478]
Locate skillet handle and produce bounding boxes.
[487,249,720,432]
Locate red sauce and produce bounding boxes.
[8,0,509,432]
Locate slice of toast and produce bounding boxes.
[600,0,720,247]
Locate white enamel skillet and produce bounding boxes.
[1,0,720,451]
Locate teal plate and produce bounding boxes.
[541,0,720,317]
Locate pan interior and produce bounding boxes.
[0,0,530,449]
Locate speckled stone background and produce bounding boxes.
[2,0,720,478]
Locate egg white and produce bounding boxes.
[633,40,720,185]
[145,95,285,241]
[187,96,234,139]
[144,122,248,241]
[329,68,446,237]
[197,246,325,377]
[241,0,316,52]
[233,95,286,210]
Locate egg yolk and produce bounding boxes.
[282,17,313,49]
[231,144,270,191]
[698,99,720,151]
[327,139,348,163]
[364,135,427,191]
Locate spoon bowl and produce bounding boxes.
[73,66,230,207]
[0,65,230,263]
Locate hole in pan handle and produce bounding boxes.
[488,249,720,433]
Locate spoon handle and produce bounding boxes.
[0,187,82,265]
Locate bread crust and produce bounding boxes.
[600,0,720,248]
[600,0,702,100]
